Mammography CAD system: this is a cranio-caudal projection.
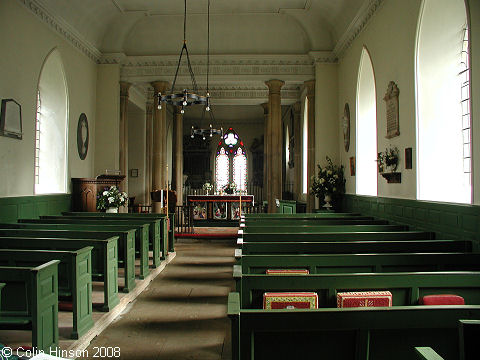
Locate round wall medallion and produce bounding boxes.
[77,113,89,160]
[342,103,350,152]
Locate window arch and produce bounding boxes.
[215,128,247,192]
[415,0,471,203]
[34,49,68,194]
[356,47,377,196]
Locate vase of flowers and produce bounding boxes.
[96,185,128,212]
[223,182,237,195]
[311,156,346,209]
[202,182,213,195]
[377,146,399,173]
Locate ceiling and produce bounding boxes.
[36,0,368,55]
[32,0,374,123]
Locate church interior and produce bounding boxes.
[0,0,480,359]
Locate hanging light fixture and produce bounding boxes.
[191,0,223,139]
[157,0,206,113]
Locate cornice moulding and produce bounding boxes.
[333,0,385,58]
[18,0,101,62]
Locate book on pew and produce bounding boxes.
[337,291,393,308]
[263,292,318,309]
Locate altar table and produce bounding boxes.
[187,195,254,222]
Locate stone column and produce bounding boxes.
[174,106,184,206]
[145,102,153,206]
[119,82,131,197]
[304,80,316,212]
[261,103,269,206]
[151,81,170,213]
[265,79,285,213]
[293,101,302,200]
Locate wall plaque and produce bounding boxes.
[383,81,400,138]
[342,103,350,152]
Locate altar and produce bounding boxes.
[187,195,254,222]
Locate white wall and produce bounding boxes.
[0,0,97,197]
[127,101,146,203]
[338,0,423,200]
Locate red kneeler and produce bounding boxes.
[337,291,393,308]
[419,294,465,305]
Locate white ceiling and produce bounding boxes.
[36,0,368,55]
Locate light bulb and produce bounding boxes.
[191,134,194,138]
[206,106,210,111]
[181,109,185,114]
[183,100,187,106]
[210,133,213,137]
[202,135,206,140]
[157,104,162,110]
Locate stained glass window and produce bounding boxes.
[215,147,229,191]
[215,128,247,193]
[233,147,247,191]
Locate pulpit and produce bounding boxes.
[72,175,125,212]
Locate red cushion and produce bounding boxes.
[419,294,465,305]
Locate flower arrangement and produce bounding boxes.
[310,156,346,204]
[223,182,237,194]
[202,182,213,193]
[96,185,128,210]
[377,146,399,172]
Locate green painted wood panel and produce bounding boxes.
[342,195,480,244]
[0,194,71,223]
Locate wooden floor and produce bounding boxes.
[78,238,236,360]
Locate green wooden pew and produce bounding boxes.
[61,212,176,255]
[241,218,383,227]
[415,347,445,360]
[240,224,409,233]
[235,253,480,292]
[0,283,4,310]
[0,248,93,339]
[243,212,362,219]
[62,212,167,265]
[0,260,59,352]
[0,227,136,293]
[17,219,150,279]
[238,230,434,243]
[0,236,119,312]
[240,239,473,255]
[230,271,480,360]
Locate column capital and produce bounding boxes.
[303,79,315,97]
[265,79,285,94]
[151,80,170,94]
[120,81,131,98]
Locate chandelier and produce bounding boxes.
[190,0,223,140]
[157,0,207,113]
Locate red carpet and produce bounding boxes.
[176,227,238,239]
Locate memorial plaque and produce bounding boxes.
[383,81,400,138]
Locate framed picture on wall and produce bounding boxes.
[0,99,22,139]
[349,156,356,176]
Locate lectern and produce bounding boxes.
[72,175,125,212]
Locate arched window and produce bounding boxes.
[356,47,377,196]
[215,128,247,192]
[302,97,308,194]
[34,49,68,194]
[416,0,471,203]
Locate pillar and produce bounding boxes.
[145,101,153,206]
[174,106,184,206]
[304,80,316,212]
[151,81,170,213]
[119,81,131,197]
[261,103,269,207]
[265,79,285,213]
[293,101,302,200]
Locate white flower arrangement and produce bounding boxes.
[97,185,128,210]
[202,182,213,192]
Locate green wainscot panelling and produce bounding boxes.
[276,199,296,214]
[0,194,71,222]
[342,194,480,244]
